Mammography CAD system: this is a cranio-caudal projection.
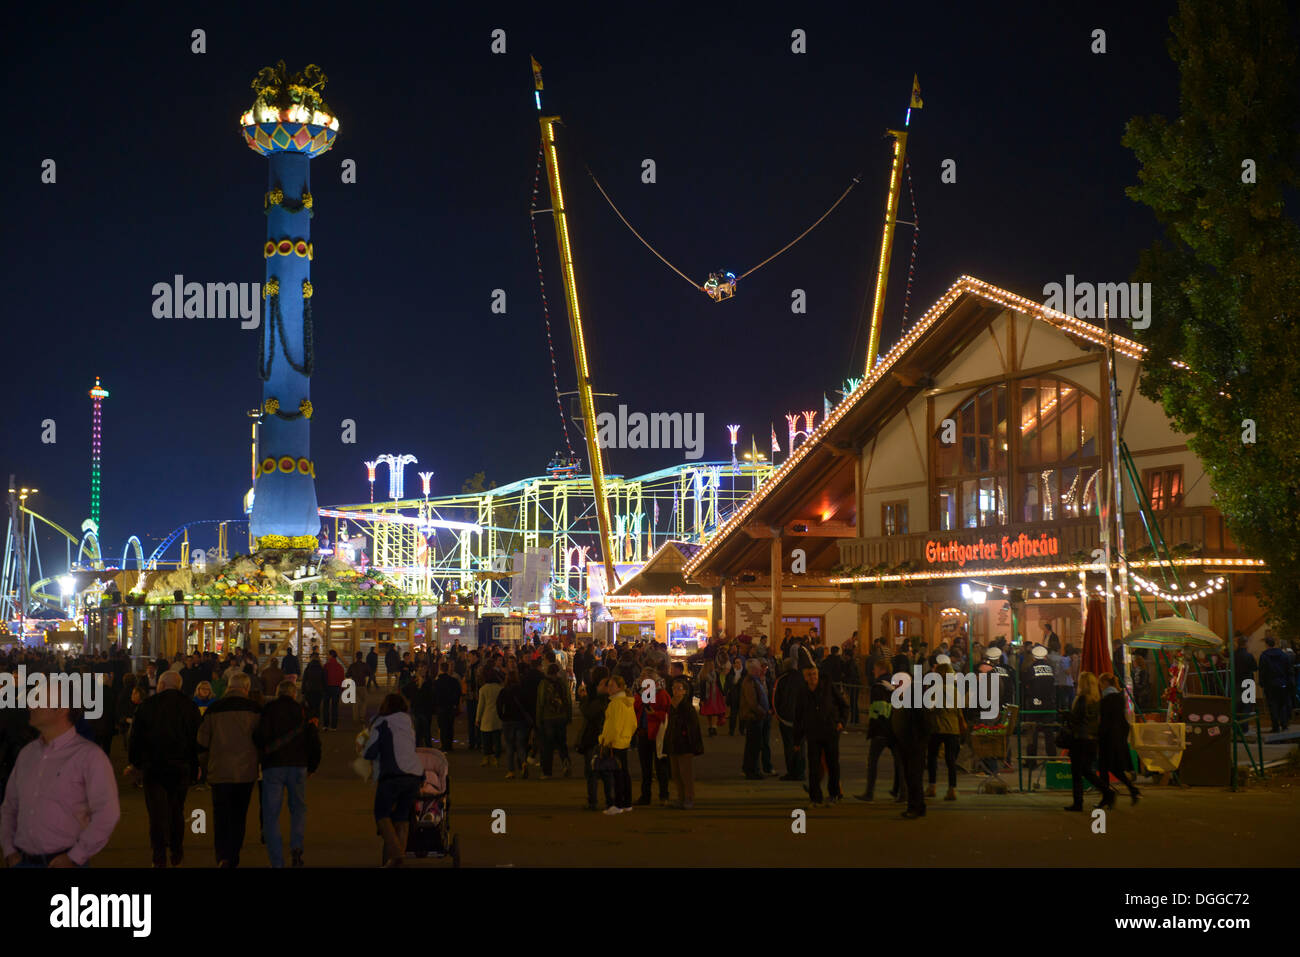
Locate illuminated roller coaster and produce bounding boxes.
[326,460,772,607]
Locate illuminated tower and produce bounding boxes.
[239,62,339,548]
[88,377,109,529]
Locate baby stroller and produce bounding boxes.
[404,747,460,866]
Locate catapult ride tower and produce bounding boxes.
[239,62,339,549]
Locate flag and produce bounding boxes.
[910,74,923,109]
[824,392,832,420]
[771,424,781,454]
[531,56,544,91]
[653,500,659,526]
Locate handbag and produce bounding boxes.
[1054,710,1075,749]
[592,746,620,773]
[655,719,668,759]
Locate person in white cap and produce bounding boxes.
[1022,644,1059,770]
[981,646,1014,769]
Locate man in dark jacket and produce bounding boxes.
[890,654,930,819]
[366,647,380,690]
[129,670,202,867]
[793,665,847,806]
[576,667,613,810]
[384,646,401,688]
[1259,637,1292,732]
[520,659,544,765]
[255,680,320,868]
[281,646,300,678]
[772,659,806,782]
[432,661,463,751]
[197,671,261,867]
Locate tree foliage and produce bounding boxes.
[1123,0,1300,639]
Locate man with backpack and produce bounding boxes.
[128,670,201,867]
[856,658,904,803]
[537,663,573,778]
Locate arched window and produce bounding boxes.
[934,384,1008,529]
[1016,377,1101,522]
[933,376,1100,530]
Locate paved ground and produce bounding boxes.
[91,695,1300,868]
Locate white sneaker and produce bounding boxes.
[620,806,634,813]
[602,806,623,815]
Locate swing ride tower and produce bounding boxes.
[532,57,619,595]
[865,75,923,372]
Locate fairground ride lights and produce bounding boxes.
[683,275,1183,579]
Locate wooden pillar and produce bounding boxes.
[857,600,872,644]
[722,582,737,640]
[770,535,783,641]
[351,617,361,658]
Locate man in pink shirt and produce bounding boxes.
[2,704,120,868]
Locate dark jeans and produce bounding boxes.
[778,722,806,779]
[304,691,322,723]
[742,718,763,774]
[585,753,614,807]
[412,711,433,748]
[143,770,188,857]
[436,709,456,751]
[322,686,341,729]
[728,701,740,734]
[603,747,632,808]
[1068,739,1112,806]
[1265,685,1292,730]
[211,781,255,867]
[847,684,861,724]
[1022,721,1059,763]
[467,698,480,748]
[481,728,502,757]
[866,734,901,798]
[759,716,774,773]
[898,737,927,814]
[541,719,570,776]
[805,735,840,803]
[927,733,959,789]
[636,731,670,799]
[261,765,307,868]
[502,720,528,773]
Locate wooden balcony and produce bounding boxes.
[836,506,1237,571]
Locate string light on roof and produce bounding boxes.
[685,274,1204,579]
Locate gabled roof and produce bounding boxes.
[683,275,1150,580]
[611,540,707,596]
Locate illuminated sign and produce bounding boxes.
[925,533,1061,567]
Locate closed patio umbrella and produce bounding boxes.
[1080,597,1111,678]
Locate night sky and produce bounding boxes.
[2,2,1179,563]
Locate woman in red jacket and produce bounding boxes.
[632,667,671,805]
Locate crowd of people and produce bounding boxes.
[1,623,1296,867]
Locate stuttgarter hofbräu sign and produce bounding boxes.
[924,533,1061,567]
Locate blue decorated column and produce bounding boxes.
[239,62,339,549]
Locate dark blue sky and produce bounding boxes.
[1,1,1178,563]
